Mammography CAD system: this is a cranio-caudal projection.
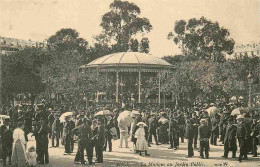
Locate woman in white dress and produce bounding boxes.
[11,122,27,167]
[135,122,150,156]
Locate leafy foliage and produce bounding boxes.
[97,0,152,52]
[168,17,235,62]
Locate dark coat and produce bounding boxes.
[48,114,55,125]
[73,124,92,145]
[168,119,178,134]
[52,118,61,135]
[63,122,72,138]
[93,124,105,145]
[236,122,250,139]
[211,117,219,134]
[198,124,211,139]
[224,124,237,151]
[0,125,13,145]
[148,117,157,133]
[75,118,85,127]
[190,118,199,136]
[185,123,194,139]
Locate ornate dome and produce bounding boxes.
[80,52,173,72]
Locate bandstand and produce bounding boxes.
[80,52,174,105]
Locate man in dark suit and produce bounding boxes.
[104,116,114,152]
[199,119,211,159]
[211,113,220,146]
[0,118,13,166]
[168,115,178,150]
[37,118,50,164]
[95,118,105,163]
[75,113,85,127]
[48,109,55,138]
[148,113,158,147]
[51,113,60,148]
[63,116,72,155]
[236,115,250,162]
[185,118,194,158]
[73,119,94,165]
[191,112,199,149]
[69,118,76,153]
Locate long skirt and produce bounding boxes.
[11,139,27,167]
[136,136,148,151]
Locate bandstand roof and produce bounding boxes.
[80,52,174,72]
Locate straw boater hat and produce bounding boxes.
[200,119,206,123]
[236,115,244,120]
[136,122,147,126]
[257,120,260,123]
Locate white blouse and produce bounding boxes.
[13,128,26,146]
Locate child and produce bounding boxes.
[135,122,150,156]
[26,146,37,167]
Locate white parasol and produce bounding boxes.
[206,107,220,117]
[231,108,248,116]
[59,112,73,122]
[94,110,112,116]
[117,110,132,127]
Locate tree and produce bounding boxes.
[97,0,152,52]
[168,17,235,62]
[139,37,149,53]
[41,29,91,105]
[2,47,47,106]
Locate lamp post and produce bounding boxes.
[248,72,253,107]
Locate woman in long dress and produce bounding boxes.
[158,114,169,144]
[135,122,150,156]
[11,122,27,167]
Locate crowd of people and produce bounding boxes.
[0,102,260,166]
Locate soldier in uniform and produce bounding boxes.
[168,114,178,150]
[185,118,194,158]
[0,118,13,166]
[198,119,211,159]
[236,114,250,162]
[94,118,105,163]
[148,113,159,147]
[222,118,237,159]
[73,119,94,165]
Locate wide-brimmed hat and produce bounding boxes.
[236,115,244,120]
[136,122,147,126]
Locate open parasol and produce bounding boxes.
[231,108,248,115]
[94,110,112,116]
[60,112,73,122]
[117,110,132,127]
[206,107,220,117]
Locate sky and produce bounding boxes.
[0,0,259,57]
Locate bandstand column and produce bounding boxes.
[138,72,141,103]
[158,73,161,104]
[116,72,119,103]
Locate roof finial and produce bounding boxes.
[127,40,132,52]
